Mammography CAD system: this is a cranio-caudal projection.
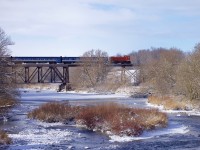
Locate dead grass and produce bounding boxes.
[0,98,17,108]
[28,102,168,136]
[76,102,168,136]
[0,98,18,116]
[28,101,81,123]
[0,130,12,145]
[148,96,188,110]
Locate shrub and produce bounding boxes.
[148,96,187,110]
[28,101,81,123]
[29,102,168,136]
[76,102,168,136]
[0,98,18,117]
[0,98,17,108]
[0,130,12,145]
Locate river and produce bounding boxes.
[0,89,200,150]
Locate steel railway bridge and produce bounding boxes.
[10,57,138,91]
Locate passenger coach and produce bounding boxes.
[11,56,132,64]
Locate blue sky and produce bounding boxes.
[1,0,200,56]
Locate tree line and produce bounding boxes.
[0,27,18,107]
[130,45,200,101]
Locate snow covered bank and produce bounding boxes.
[9,121,73,149]
[19,83,60,91]
[18,81,148,99]
[146,102,200,116]
[109,122,189,142]
[19,89,128,102]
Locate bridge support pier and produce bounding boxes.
[14,64,72,90]
[121,66,139,85]
[11,63,138,91]
[25,67,29,83]
[38,67,42,83]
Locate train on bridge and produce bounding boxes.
[11,56,132,65]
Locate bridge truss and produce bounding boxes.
[12,64,76,89]
[11,63,138,91]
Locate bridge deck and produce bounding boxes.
[11,63,133,67]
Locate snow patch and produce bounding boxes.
[8,120,73,149]
[20,89,128,100]
[109,123,189,142]
[146,102,164,110]
[34,121,64,128]
[146,102,200,116]
[9,128,72,145]
[109,135,148,142]
[186,111,200,116]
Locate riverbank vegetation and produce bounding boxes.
[0,27,18,145]
[28,102,168,136]
[76,103,167,136]
[130,43,200,110]
[28,101,81,123]
[0,28,18,108]
[70,50,109,89]
[0,130,12,145]
[148,96,188,110]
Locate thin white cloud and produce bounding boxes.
[0,0,137,47]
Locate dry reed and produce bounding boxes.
[28,102,168,136]
[148,96,187,110]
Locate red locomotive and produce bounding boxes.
[110,55,131,64]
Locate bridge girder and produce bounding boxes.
[10,63,139,91]
[13,64,70,85]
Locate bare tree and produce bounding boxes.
[139,48,184,95]
[176,43,200,100]
[0,27,18,102]
[74,49,108,87]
